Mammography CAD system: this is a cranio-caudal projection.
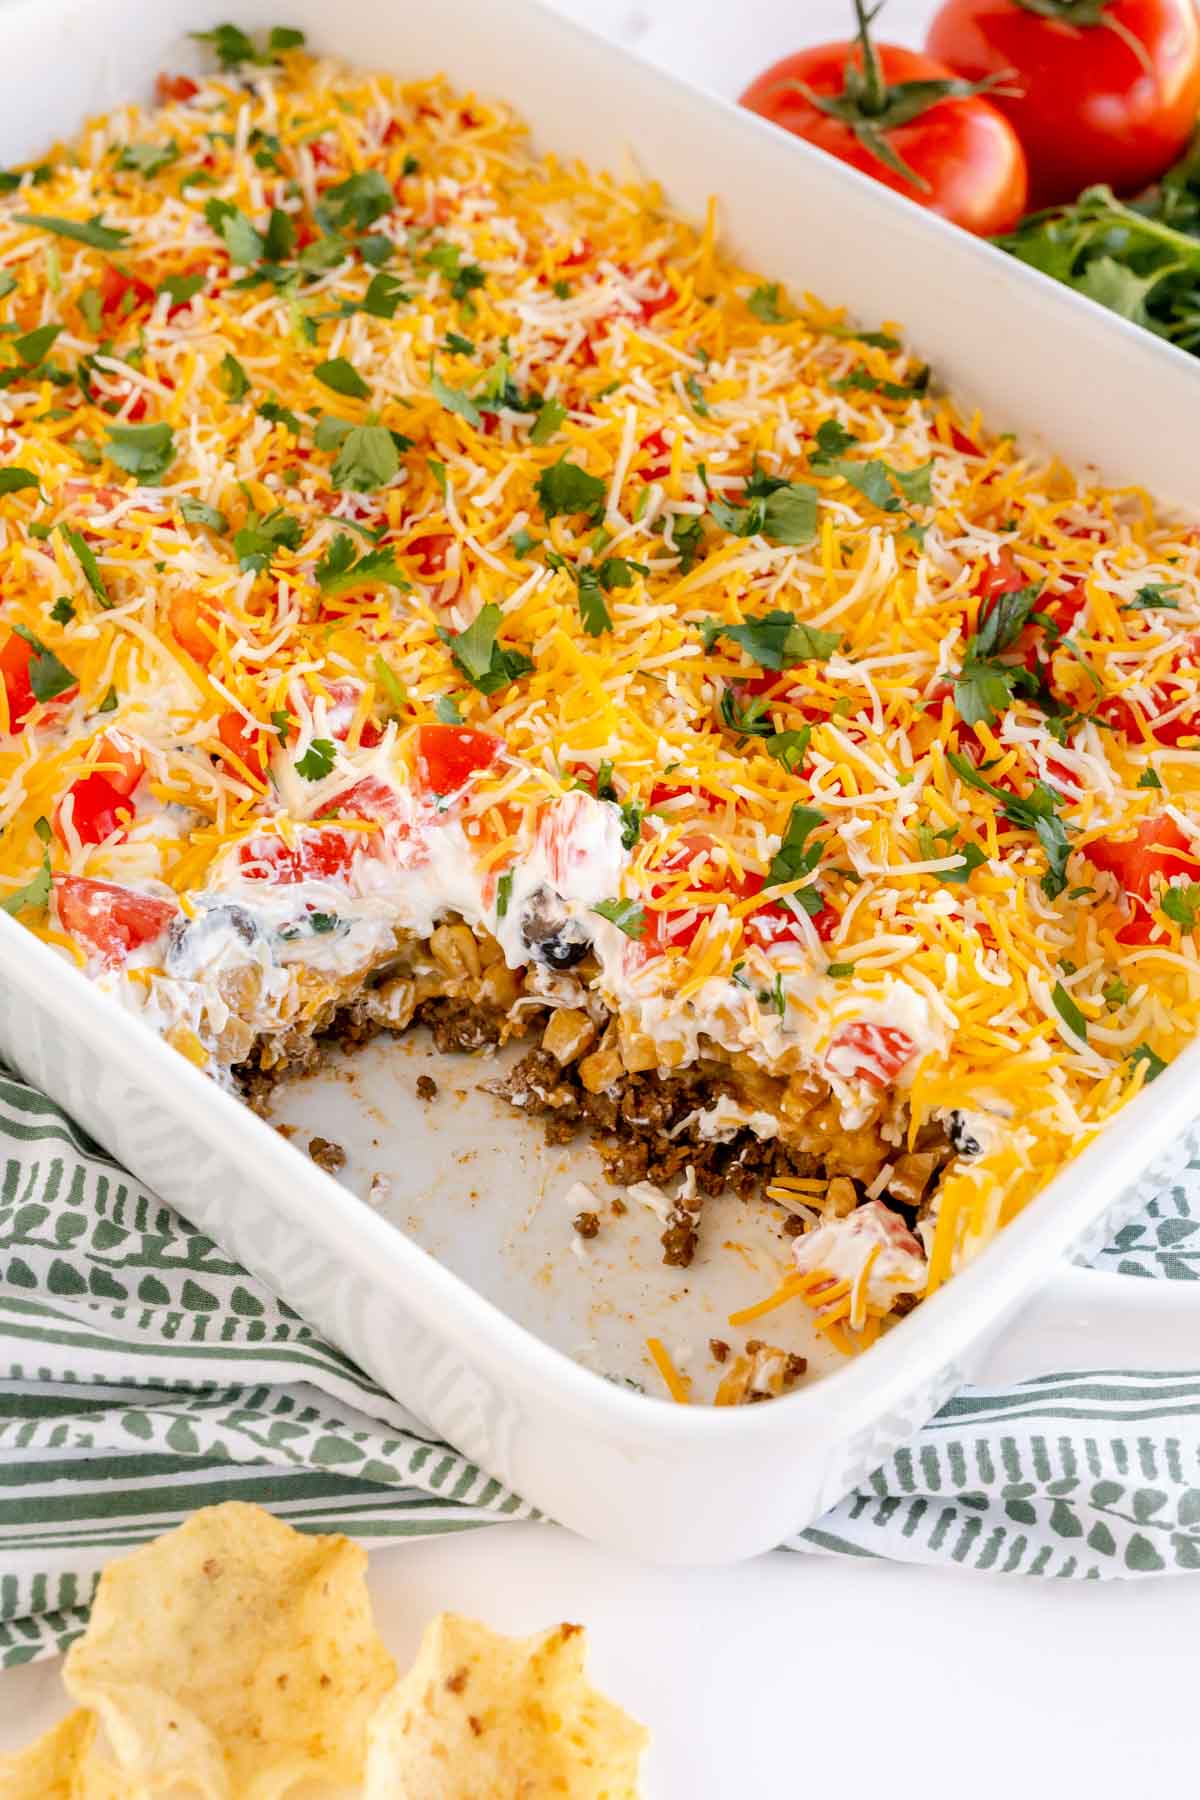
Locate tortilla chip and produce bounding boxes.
[62,1501,396,1798]
[0,1708,115,1799]
[363,1614,648,1798]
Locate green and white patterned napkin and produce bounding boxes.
[2,1058,1199,1668]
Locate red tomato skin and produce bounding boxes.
[217,710,269,782]
[0,631,79,732]
[54,875,176,967]
[98,264,155,321]
[415,724,501,794]
[156,73,199,104]
[927,0,1200,208]
[827,1022,918,1089]
[238,831,361,885]
[1087,813,1194,906]
[405,532,455,579]
[56,741,144,848]
[739,41,1028,235]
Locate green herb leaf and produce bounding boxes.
[15,213,128,250]
[204,197,263,265]
[0,467,40,495]
[1127,582,1181,611]
[270,708,292,747]
[431,368,481,428]
[747,283,789,323]
[530,397,566,445]
[1051,980,1088,1043]
[766,803,827,895]
[157,271,205,309]
[372,653,408,718]
[701,609,840,670]
[361,270,408,318]
[1161,881,1200,931]
[1138,767,1164,789]
[330,422,400,492]
[315,533,410,597]
[591,897,646,939]
[59,524,111,607]
[295,737,337,781]
[511,525,535,558]
[947,752,1070,898]
[11,624,76,703]
[258,399,302,434]
[826,961,856,978]
[117,140,179,178]
[764,726,812,773]
[220,352,250,401]
[440,602,534,696]
[178,497,227,533]
[314,356,370,400]
[535,456,606,524]
[49,596,75,625]
[575,567,612,636]
[0,845,50,916]
[1129,1041,1167,1083]
[96,684,118,714]
[234,507,302,575]
[320,169,394,232]
[434,693,463,724]
[105,421,175,481]
[684,373,709,416]
[13,323,61,367]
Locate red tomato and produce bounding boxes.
[167,593,217,665]
[155,73,199,104]
[415,724,501,794]
[238,830,361,885]
[949,423,982,456]
[637,429,671,482]
[927,0,1200,208]
[558,236,593,268]
[826,1022,918,1089]
[325,775,406,823]
[1087,813,1195,926]
[56,737,143,847]
[1097,633,1200,746]
[0,630,78,732]
[98,264,155,322]
[318,678,383,748]
[217,710,269,782]
[739,38,1027,235]
[405,532,455,579]
[54,875,175,967]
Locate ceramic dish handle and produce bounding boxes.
[975,1263,1200,1386]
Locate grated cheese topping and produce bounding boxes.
[0,44,1197,1301]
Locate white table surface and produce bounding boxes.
[4,2,1199,1791]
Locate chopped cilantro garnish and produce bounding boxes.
[220,352,250,401]
[535,456,606,524]
[295,737,337,781]
[105,421,175,481]
[329,423,400,492]
[59,525,110,607]
[765,804,827,916]
[315,533,410,597]
[1138,768,1164,789]
[1051,980,1088,1042]
[14,213,127,250]
[530,397,566,445]
[10,625,76,703]
[439,603,534,696]
[496,870,514,919]
[701,610,840,670]
[947,752,1070,898]
[0,468,40,495]
[271,709,292,748]
[319,168,393,231]
[314,356,370,400]
[1129,1042,1167,1083]
[179,497,227,533]
[233,507,302,575]
[49,596,75,625]
[1161,882,1200,931]
[747,283,788,323]
[592,897,646,939]
[1126,583,1181,611]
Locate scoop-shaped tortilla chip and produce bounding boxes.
[62,1501,396,1799]
[363,1614,648,1799]
[0,1708,118,1799]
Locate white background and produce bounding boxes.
[4,1,1200,1790]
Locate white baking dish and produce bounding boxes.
[2,0,1200,1566]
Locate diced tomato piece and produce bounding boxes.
[558,236,593,268]
[238,830,362,885]
[974,546,1026,608]
[54,875,175,967]
[318,677,382,747]
[325,775,405,823]
[1087,815,1196,932]
[155,72,199,104]
[168,593,217,665]
[638,429,670,482]
[0,630,78,733]
[647,782,724,813]
[415,724,501,795]
[56,738,144,847]
[948,424,980,457]
[217,710,269,782]
[826,1023,917,1090]
[405,532,456,579]
[634,279,677,322]
[98,264,155,322]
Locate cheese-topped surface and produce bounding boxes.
[0,34,1198,1305]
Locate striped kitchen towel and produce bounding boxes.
[2,1059,1200,1667]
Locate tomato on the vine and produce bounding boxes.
[739,0,1028,235]
[927,0,1200,208]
